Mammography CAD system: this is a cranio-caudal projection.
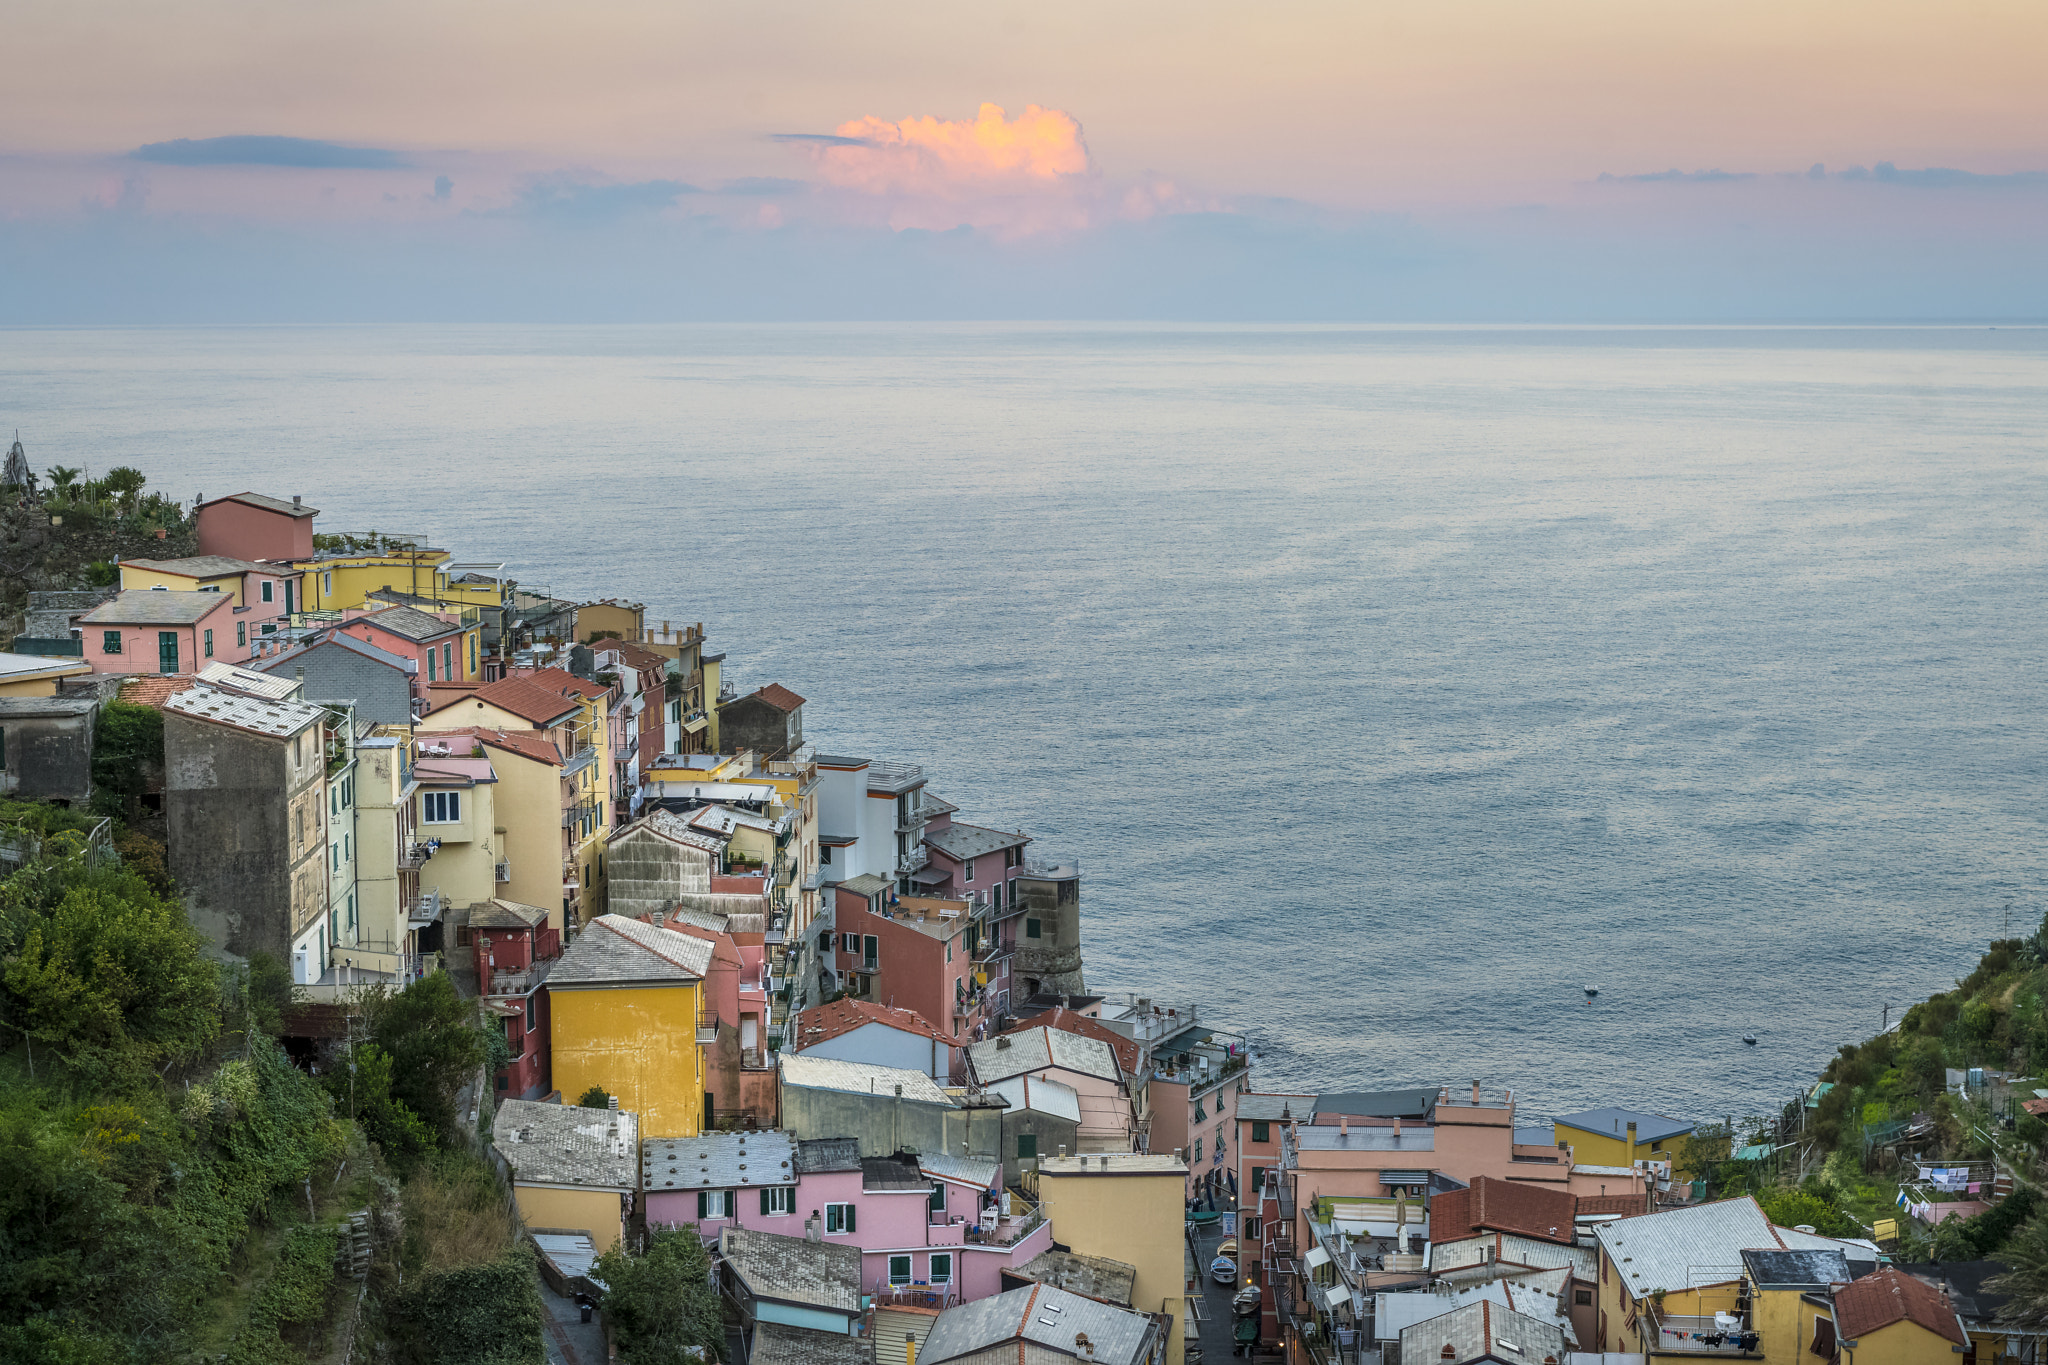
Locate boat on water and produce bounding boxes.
[1743,1034,1758,1045]
[1584,986,1599,997]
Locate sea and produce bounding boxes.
[4,322,2043,1127]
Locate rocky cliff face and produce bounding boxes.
[0,495,199,643]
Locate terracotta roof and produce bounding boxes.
[436,725,563,766]
[748,683,805,712]
[429,675,581,726]
[118,674,201,709]
[1008,1007,1140,1080]
[792,998,951,1049]
[1428,1176,1578,1247]
[1833,1267,1967,1346]
[657,919,745,970]
[594,639,667,671]
[521,666,608,700]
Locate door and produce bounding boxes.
[284,578,296,615]
[158,631,179,674]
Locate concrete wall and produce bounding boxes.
[166,712,314,962]
[1036,1163,1188,1364]
[1001,1107,1079,1170]
[261,641,414,725]
[719,694,799,760]
[0,700,96,803]
[796,1022,953,1081]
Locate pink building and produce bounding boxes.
[194,491,319,565]
[78,590,245,675]
[641,1133,1052,1307]
[966,1027,1135,1153]
[338,605,473,693]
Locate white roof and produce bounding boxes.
[969,1026,1121,1085]
[164,684,325,738]
[1593,1197,1784,1296]
[987,1073,1083,1125]
[919,1152,1000,1190]
[644,1129,799,1191]
[0,652,89,679]
[1431,1234,1594,1278]
[1374,1274,1576,1344]
[777,1053,954,1106]
[689,803,778,837]
[197,660,300,700]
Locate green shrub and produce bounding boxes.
[392,1246,544,1365]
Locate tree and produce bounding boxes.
[43,467,81,496]
[89,701,164,819]
[1990,1218,2048,1329]
[592,1226,725,1365]
[577,1086,612,1109]
[365,972,487,1140]
[98,466,146,512]
[1758,1189,1859,1239]
[326,1040,436,1171]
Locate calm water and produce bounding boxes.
[4,323,2044,1124]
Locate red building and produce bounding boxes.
[194,491,319,565]
[467,898,562,1100]
[832,876,990,1043]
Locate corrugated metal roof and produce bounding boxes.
[164,684,324,738]
[777,1053,954,1106]
[198,660,302,700]
[1593,1197,1778,1295]
[643,1129,797,1191]
[921,1283,1160,1365]
[919,1152,1000,1190]
[968,1027,1120,1085]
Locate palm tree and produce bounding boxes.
[101,466,147,513]
[1990,1218,2048,1329]
[44,466,81,496]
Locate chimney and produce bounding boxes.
[1340,1116,1349,1137]
[1440,1344,1455,1360]
[1394,1117,1403,1138]
[806,1212,822,1242]
[608,1096,619,1111]
[1626,1121,1637,1166]
[1471,1079,1481,1104]
[292,494,302,508]
[1058,1145,1068,1158]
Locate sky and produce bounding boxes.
[3,0,2045,321]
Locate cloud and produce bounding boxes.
[131,135,409,169]
[770,133,872,148]
[799,103,1089,196]
[719,176,805,196]
[500,174,699,221]
[1597,168,1756,183]
[1840,161,2048,189]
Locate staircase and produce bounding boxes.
[872,1308,938,1365]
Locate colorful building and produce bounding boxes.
[492,1098,638,1255]
[1032,1154,1190,1365]
[833,880,988,1045]
[789,998,961,1082]
[544,913,709,1137]
[968,1028,1134,1153]
[337,604,482,692]
[469,899,560,1100]
[79,590,245,674]
[0,651,93,697]
[194,491,318,566]
[1552,1106,1696,1182]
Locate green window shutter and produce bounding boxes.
[1252,1122,1269,1143]
[761,1187,772,1216]
[930,1184,946,1212]
[1018,1134,1037,1159]
[698,1191,708,1219]
[846,1203,856,1233]
[1251,1166,1265,1195]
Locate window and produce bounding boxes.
[888,1255,912,1286]
[1575,1290,1593,1306]
[929,1184,947,1213]
[321,571,332,596]
[468,634,477,676]
[929,1253,953,1284]
[102,631,122,654]
[1195,1101,1206,1122]
[841,932,858,955]
[1194,1138,1203,1163]
[331,788,339,816]
[696,1190,732,1219]
[992,883,1002,911]
[332,844,340,871]
[199,584,220,593]
[1026,918,1042,939]
[495,1073,507,1090]
[422,791,461,822]
[1252,1121,1270,1144]
[946,942,952,964]
[963,859,973,883]
[426,647,437,681]
[203,628,213,657]
[824,1202,856,1234]
[863,935,878,969]
[237,622,246,647]
[526,995,537,1031]
[442,641,453,678]
[260,580,274,603]
[1017,1134,1037,1160]
[819,844,833,865]
[1250,1166,1266,1195]
[761,1186,795,1216]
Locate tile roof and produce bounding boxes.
[744,683,805,712]
[617,808,728,854]
[987,1074,1082,1125]
[1554,1107,1694,1144]
[792,998,952,1050]
[121,554,272,578]
[969,1026,1121,1086]
[643,1129,798,1192]
[117,674,201,709]
[1833,1267,1967,1346]
[925,821,1031,863]
[1396,1297,1566,1365]
[468,898,551,929]
[748,1323,869,1365]
[836,874,892,898]
[430,675,583,726]
[455,726,563,766]
[352,604,465,643]
[202,491,318,518]
[81,589,235,625]
[1010,1249,1138,1307]
[1375,1270,1577,1347]
[1428,1177,1578,1246]
[719,1226,861,1314]
[547,914,712,987]
[1238,1093,1318,1123]
[493,1099,638,1190]
[920,1282,1161,1365]
[164,684,326,739]
[862,1155,927,1192]
[593,639,668,671]
[521,665,609,700]
[1593,1197,1781,1296]
[1004,1008,1139,1080]
[918,1152,1000,1190]
[794,1138,862,1174]
[776,1054,954,1106]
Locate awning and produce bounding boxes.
[907,866,949,885]
[682,715,709,733]
[1323,1285,1349,1311]
[1379,1170,1430,1187]
[1304,1246,1333,1270]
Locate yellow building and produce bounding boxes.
[1035,1153,1191,1365]
[1553,1106,1695,1178]
[1828,1266,1971,1364]
[341,731,420,981]
[299,538,452,613]
[410,734,506,909]
[0,651,93,697]
[579,599,645,644]
[491,1098,639,1254]
[545,914,710,1138]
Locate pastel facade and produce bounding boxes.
[469,898,561,1100]
[493,1099,638,1255]
[834,882,986,1045]
[789,998,961,1082]
[194,491,318,565]
[80,590,244,674]
[0,651,94,698]
[545,914,710,1137]
[337,604,481,690]
[1034,1154,1190,1365]
[118,555,294,641]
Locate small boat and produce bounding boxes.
[1232,1285,1262,1317]
[1210,1255,1238,1286]
[1584,986,1599,997]
[1743,1035,1758,1046]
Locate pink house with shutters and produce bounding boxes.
[640,1133,1051,1307]
[78,590,245,675]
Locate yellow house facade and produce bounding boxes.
[1553,1106,1695,1178]
[492,1098,639,1254]
[1035,1154,1191,1365]
[545,914,711,1138]
[299,543,453,612]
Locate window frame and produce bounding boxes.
[102,631,122,654]
[260,580,274,603]
[888,1255,912,1286]
[237,621,247,647]
[1252,1121,1270,1144]
[763,1186,795,1217]
[422,790,462,823]
[824,1202,855,1234]
[928,1253,953,1284]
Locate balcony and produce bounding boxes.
[963,1199,1045,1246]
[408,888,444,927]
[488,957,555,995]
[398,844,430,870]
[1642,1308,1759,1357]
[696,1010,720,1045]
[896,846,929,877]
[562,744,598,780]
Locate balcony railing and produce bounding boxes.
[963,1200,1044,1246]
[562,745,598,779]
[896,846,929,877]
[696,1011,720,1044]
[488,957,555,995]
[1643,1308,1759,1357]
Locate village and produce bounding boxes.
[0,471,2037,1365]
